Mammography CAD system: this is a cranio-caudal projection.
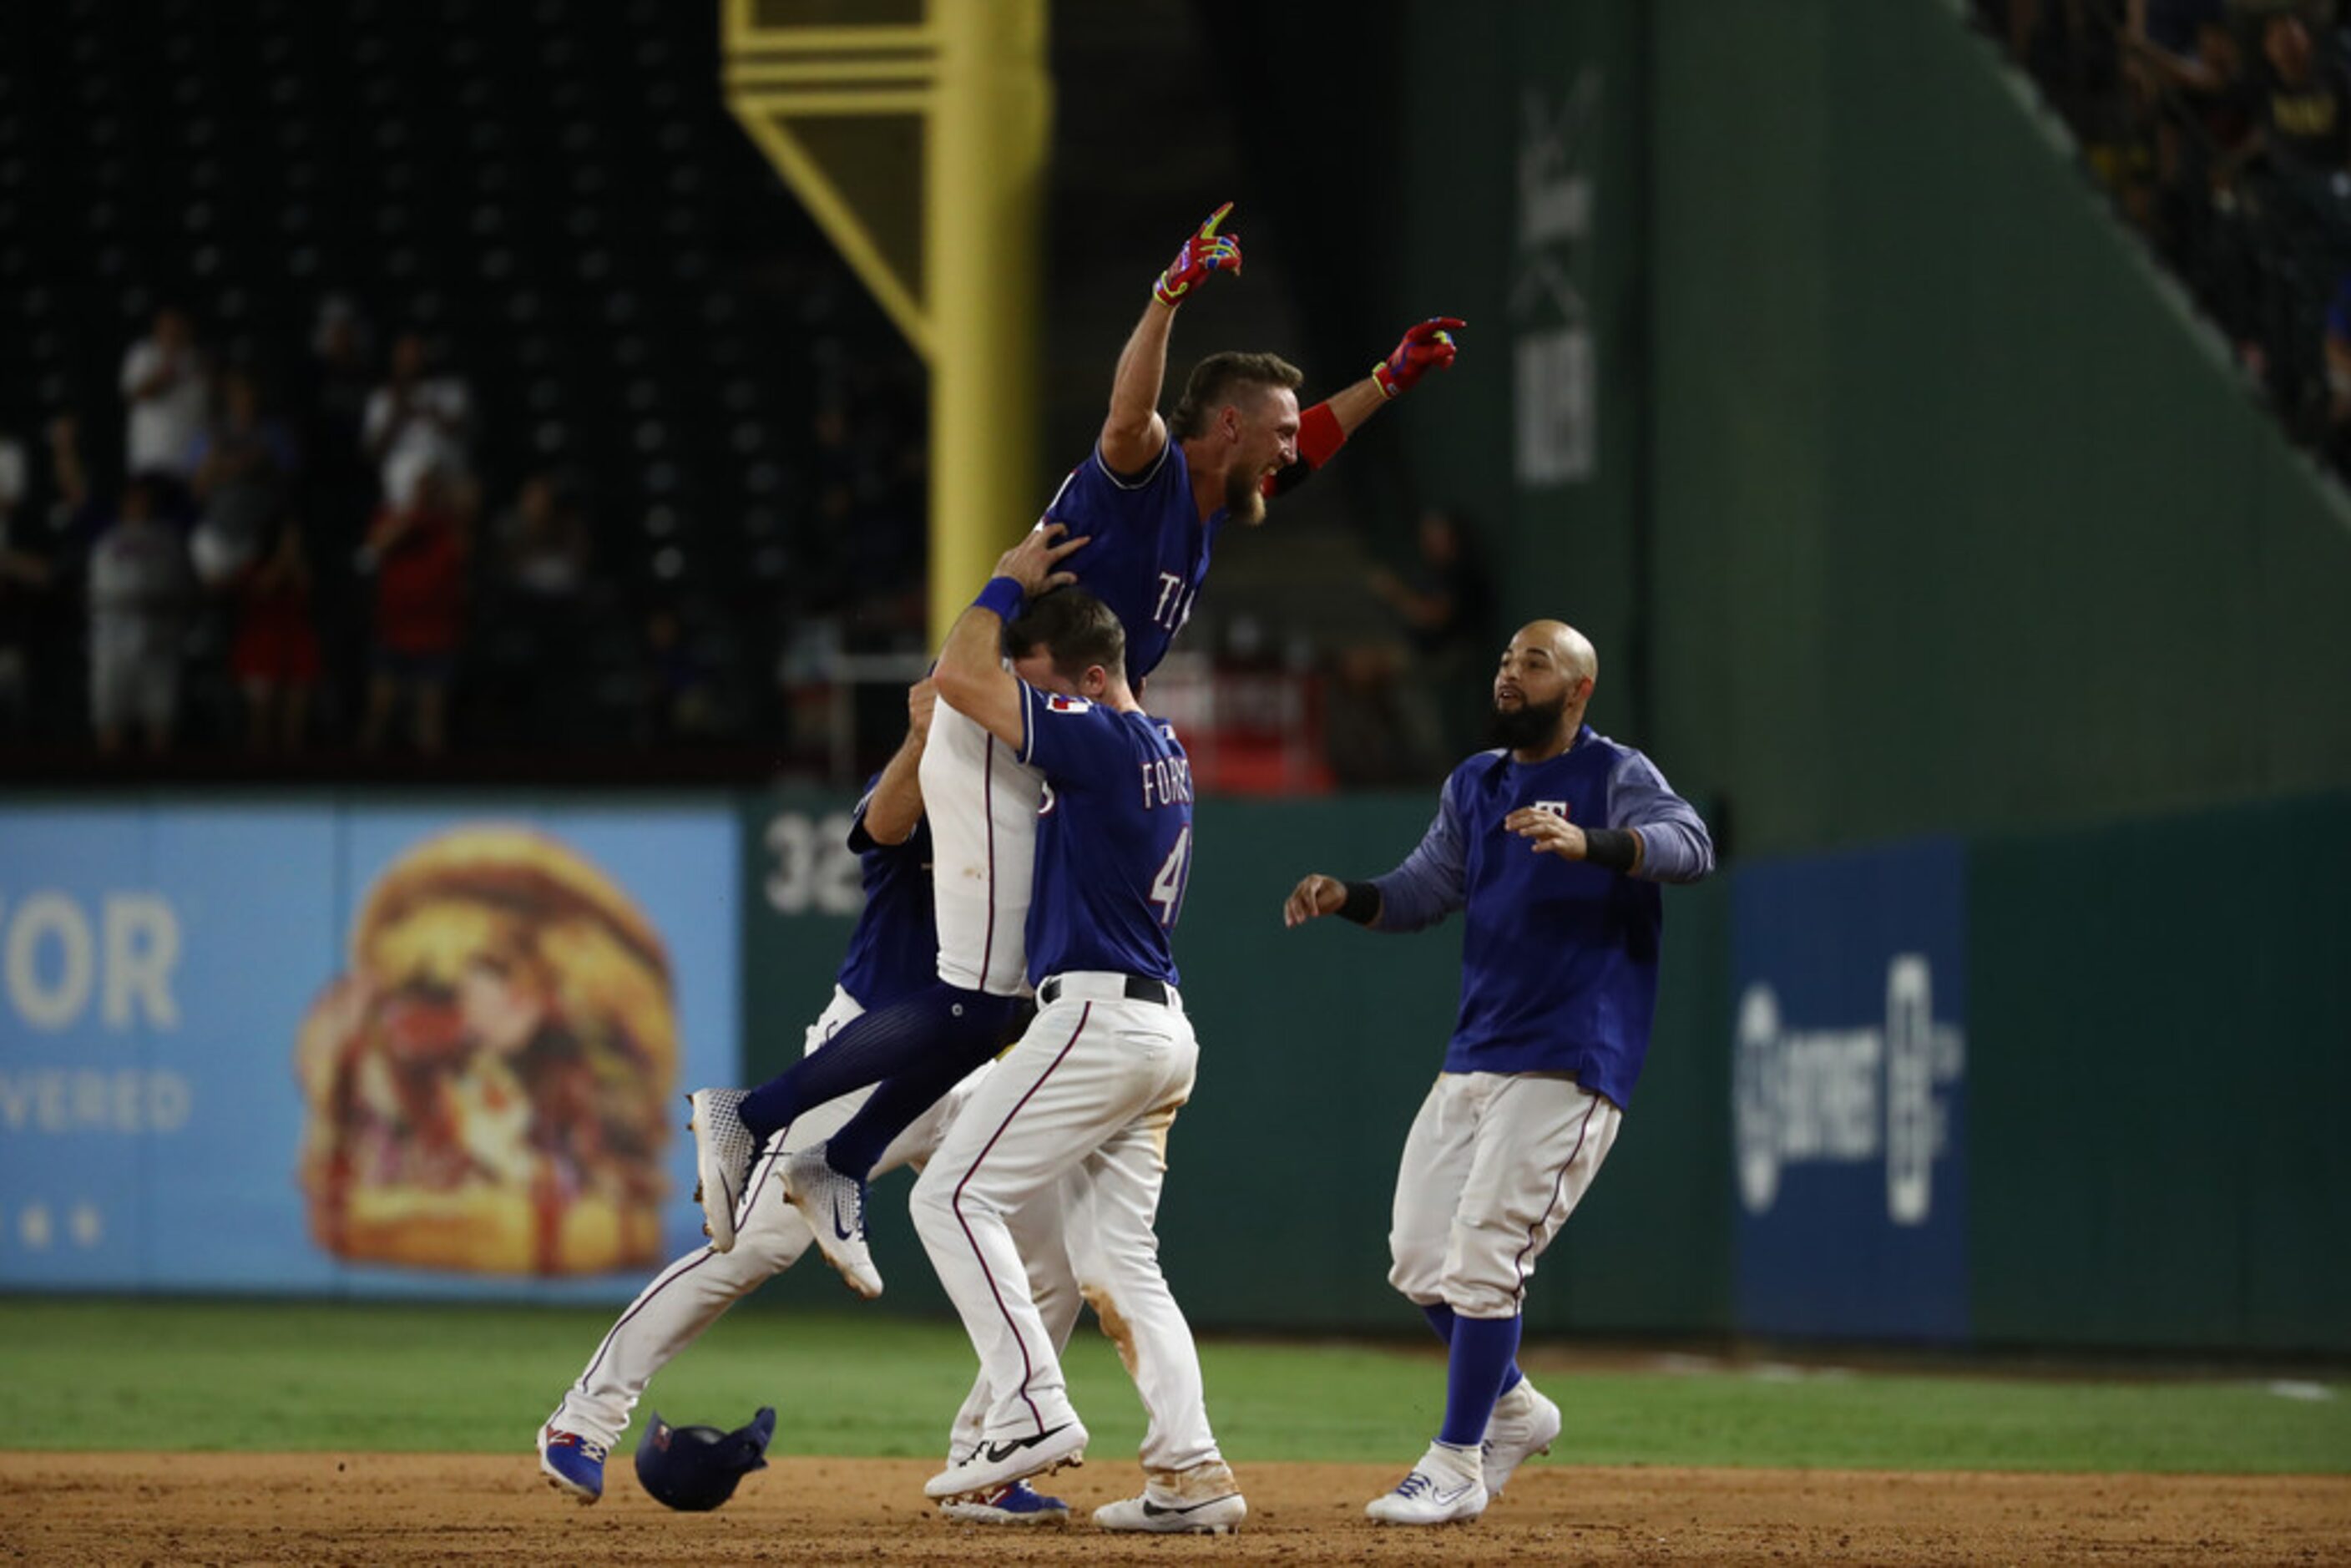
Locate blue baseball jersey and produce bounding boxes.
[1014,681,1195,986]
[1041,440,1225,684]
[837,782,939,1010]
[1370,726,1715,1107]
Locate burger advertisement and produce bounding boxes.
[0,803,738,1299]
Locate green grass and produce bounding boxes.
[1,1298,2345,1473]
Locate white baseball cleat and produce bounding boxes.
[923,1419,1088,1500]
[1365,1440,1488,1525]
[780,1142,883,1299]
[1480,1378,1562,1496]
[687,1088,758,1253]
[1093,1459,1247,1534]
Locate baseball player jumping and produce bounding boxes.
[692,202,1465,1302]
[538,683,1077,1525]
[1283,620,1715,1525]
[908,526,1243,1533]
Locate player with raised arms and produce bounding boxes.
[688,202,1464,1299]
[1283,620,1715,1525]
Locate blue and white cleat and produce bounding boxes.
[687,1087,759,1253]
[939,1479,1072,1525]
[1366,1440,1487,1525]
[780,1142,883,1299]
[538,1424,608,1505]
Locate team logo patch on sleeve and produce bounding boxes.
[1045,694,1093,714]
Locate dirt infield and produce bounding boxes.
[3,1453,2346,1565]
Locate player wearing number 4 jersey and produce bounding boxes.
[693,203,1464,1302]
[1286,620,1714,1526]
[910,528,1242,1535]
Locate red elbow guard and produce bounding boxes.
[1296,399,1345,469]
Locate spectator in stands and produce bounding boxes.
[363,329,472,509]
[119,306,210,498]
[2237,11,2349,181]
[53,413,196,754]
[357,462,469,756]
[642,601,721,744]
[480,470,596,745]
[83,483,194,757]
[230,513,324,754]
[1368,507,1499,764]
[300,295,382,730]
[493,471,592,602]
[2124,9,2251,246]
[0,431,51,737]
[188,368,299,589]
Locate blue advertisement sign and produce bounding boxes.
[0,802,738,1302]
[1732,837,1969,1342]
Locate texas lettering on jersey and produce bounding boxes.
[1150,570,1196,635]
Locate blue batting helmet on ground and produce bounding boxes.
[634,1406,776,1511]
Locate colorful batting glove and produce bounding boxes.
[1154,202,1243,306]
[1373,316,1466,398]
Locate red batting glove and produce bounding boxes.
[1153,202,1243,306]
[1373,316,1465,398]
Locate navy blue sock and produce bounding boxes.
[1420,1302,1524,1396]
[825,1034,1001,1180]
[737,984,1015,1145]
[827,995,1033,1179]
[1438,1313,1524,1449]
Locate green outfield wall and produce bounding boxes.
[1367,0,2351,854]
[1966,792,2351,1353]
[1643,0,2351,856]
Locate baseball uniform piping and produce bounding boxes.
[1511,1091,1600,1306]
[979,731,999,989]
[577,1144,786,1383]
[950,1001,1091,1434]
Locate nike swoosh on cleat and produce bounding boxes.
[982,1426,1069,1465]
[1431,1483,1474,1505]
[1140,1496,1232,1518]
[832,1196,856,1242]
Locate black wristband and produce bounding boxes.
[1337,879,1382,926]
[1582,827,1639,873]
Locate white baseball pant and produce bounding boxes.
[918,699,1043,996]
[1388,1071,1623,1319]
[549,987,1079,1449]
[911,975,1223,1475]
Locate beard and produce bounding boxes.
[1489,690,1570,751]
[1223,467,1267,528]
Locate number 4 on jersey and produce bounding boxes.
[1149,825,1193,929]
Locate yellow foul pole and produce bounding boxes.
[926,1,1048,643]
[720,0,1049,649]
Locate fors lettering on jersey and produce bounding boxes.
[1140,755,1194,810]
